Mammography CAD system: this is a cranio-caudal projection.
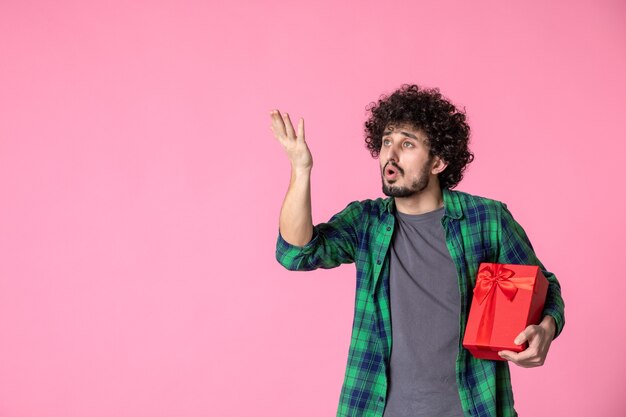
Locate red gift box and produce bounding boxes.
[462,263,549,361]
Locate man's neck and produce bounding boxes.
[394,185,444,215]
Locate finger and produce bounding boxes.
[282,112,296,139]
[270,109,287,137]
[514,331,528,346]
[498,350,517,360]
[269,125,280,139]
[510,345,536,363]
[297,117,305,141]
[515,325,539,345]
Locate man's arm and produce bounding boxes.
[495,202,565,367]
[270,109,359,271]
[270,109,314,247]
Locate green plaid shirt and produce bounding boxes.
[276,188,565,417]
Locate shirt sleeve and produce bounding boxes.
[275,200,362,271]
[496,202,566,339]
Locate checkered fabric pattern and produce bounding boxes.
[276,188,565,417]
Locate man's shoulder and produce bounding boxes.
[333,197,392,221]
[445,189,507,215]
[349,196,392,212]
[446,188,506,206]
[348,196,392,209]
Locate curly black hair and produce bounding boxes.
[364,84,474,190]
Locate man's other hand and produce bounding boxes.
[498,315,556,367]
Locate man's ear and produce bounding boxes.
[431,156,448,175]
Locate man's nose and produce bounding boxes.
[386,144,399,162]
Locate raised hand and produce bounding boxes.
[270,109,313,172]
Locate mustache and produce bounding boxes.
[384,161,404,176]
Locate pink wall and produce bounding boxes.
[1,1,624,416]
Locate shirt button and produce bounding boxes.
[379,396,385,402]
[377,260,381,265]
[386,227,391,231]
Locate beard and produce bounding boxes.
[381,158,432,198]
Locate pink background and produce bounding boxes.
[1,1,625,416]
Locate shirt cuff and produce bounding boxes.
[277,227,321,255]
[542,307,565,340]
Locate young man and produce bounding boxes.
[270,84,565,417]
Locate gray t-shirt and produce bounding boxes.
[382,207,465,417]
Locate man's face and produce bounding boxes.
[379,123,436,198]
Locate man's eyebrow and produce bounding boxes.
[399,131,419,140]
[382,130,420,140]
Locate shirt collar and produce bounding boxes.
[442,188,463,219]
[383,188,463,219]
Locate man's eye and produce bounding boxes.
[403,141,414,148]
[383,139,391,146]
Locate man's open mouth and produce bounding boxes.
[384,163,402,180]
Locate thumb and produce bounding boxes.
[514,330,528,345]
